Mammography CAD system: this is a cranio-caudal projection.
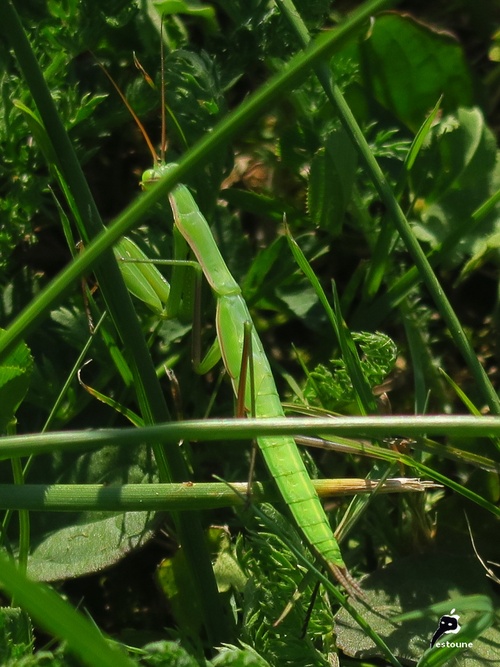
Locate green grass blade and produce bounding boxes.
[0,417,498,520]
[404,95,443,171]
[0,478,432,512]
[1,414,500,453]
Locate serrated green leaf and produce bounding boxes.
[304,331,397,412]
[0,607,33,663]
[212,644,272,667]
[140,640,201,666]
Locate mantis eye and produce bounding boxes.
[141,168,160,189]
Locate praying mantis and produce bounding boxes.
[106,50,361,599]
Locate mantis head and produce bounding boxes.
[141,162,179,190]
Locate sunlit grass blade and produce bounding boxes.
[2,415,500,455]
[0,478,436,513]
[78,361,144,427]
[404,95,443,172]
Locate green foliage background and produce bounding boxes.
[0,0,499,665]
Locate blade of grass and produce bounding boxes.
[1,415,500,454]
[0,478,436,512]
[297,433,498,473]
[0,416,498,513]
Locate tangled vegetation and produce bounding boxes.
[0,1,499,665]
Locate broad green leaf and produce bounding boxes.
[27,510,158,581]
[357,13,474,131]
[0,329,33,433]
[335,554,500,665]
[413,108,494,203]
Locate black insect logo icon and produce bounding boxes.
[430,609,461,648]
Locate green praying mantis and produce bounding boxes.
[104,53,361,599]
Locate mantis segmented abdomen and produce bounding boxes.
[152,162,359,596]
